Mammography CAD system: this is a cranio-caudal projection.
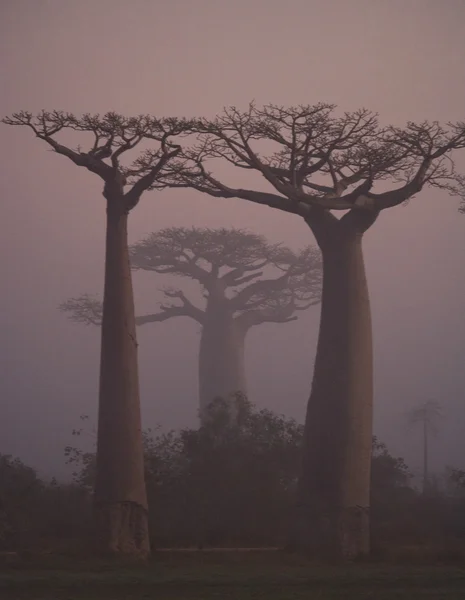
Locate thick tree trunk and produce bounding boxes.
[198,309,247,421]
[293,212,374,560]
[94,196,149,557]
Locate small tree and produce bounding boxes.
[61,227,321,419]
[0,454,43,549]
[159,103,465,558]
[3,111,190,556]
[407,400,443,495]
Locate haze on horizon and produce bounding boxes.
[1,0,465,483]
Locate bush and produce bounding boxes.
[5,398,462,553]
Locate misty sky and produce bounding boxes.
[1,0,465,481]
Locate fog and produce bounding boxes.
[1,0,465,483]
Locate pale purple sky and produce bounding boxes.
[1,0,465,480]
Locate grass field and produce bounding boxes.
[1,550,465,599]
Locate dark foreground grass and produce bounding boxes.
[1,550,465,599]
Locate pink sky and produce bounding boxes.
[1,0,465,480]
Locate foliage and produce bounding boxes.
[4,400,464,553]
[0,454,43,548]
[62,398,414,548]
[63,397,303,547]
[370,438,415,545]
[0,454,89,550]
[449,468,465,493]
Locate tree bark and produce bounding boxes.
[94,195,149,557]
[198,307,247,422]
[292,210,375,560]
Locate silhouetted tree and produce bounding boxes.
[159,103,465,558]
[60,227,322,419]
[407,400,443,494]
[178,395,304,546]
[2,111,191,556]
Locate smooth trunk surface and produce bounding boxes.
[94,197,149,556]
[198,304,247,421]
[294,215,373,560]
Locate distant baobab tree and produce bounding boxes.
[2,110,192,557]
[61,227,322,421]
[407,400,443,495]
[159,103,465,559]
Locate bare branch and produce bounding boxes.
[157,287,205,324]
[235,292,319,329]
[59,288,205,328]
[59,229,322,333]
[135,308,196,325]
[2,110,193,210]
[158,105,465,217]
[130,227,284,287]
[236,308,298,329]
[59,294,103,326]
[227,271,264,286]
[224,247,322,334]
[230,272,291,310]
[229,245,322,312]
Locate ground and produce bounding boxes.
[1,550,465,599]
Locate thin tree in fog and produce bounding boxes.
[407,400,443,495]
[160,103,465,559]
[60,227,322,421]
[2,111,191,557]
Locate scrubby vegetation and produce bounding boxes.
[2,397,465,561]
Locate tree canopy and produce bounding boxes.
[2,111,194,210]
[156,104,465,220]
[60,227,322,328]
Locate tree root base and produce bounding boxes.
[289,504,370,561]
[94,501,150,558]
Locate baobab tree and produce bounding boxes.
[60,227,322,421]
[2,110,191,556]
[407,400,443,495]
[159,104,465,558]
